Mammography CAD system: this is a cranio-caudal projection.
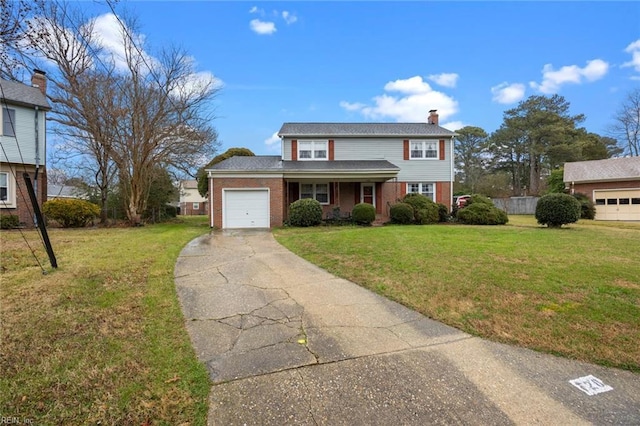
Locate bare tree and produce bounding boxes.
[9,1,219,225]
[610,88,640,157]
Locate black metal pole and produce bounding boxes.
[23,172,57,269]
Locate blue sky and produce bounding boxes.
[86,1,639,156]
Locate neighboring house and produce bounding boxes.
[206,110,456,228]
[0,70,50,226]
[47,184,89,200]
[564,157,640,221]
[179,179,208,215]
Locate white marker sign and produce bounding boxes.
[569,375,613,396]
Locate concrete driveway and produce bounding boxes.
[174,230,640,425]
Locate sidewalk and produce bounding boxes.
[174,230,640,425]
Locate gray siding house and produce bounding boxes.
[207,110,456,229]
[0,70,50,226]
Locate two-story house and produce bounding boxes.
[206,110,456,229]
[0,70,50,226]
[179,179,208,215]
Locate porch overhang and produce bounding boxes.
[282,160,399,182]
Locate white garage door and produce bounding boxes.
[594,189,640,221]
[223,189,270,228]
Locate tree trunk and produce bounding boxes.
[529,154,541,195]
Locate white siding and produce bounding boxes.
[0,105,46,166]
[283,138,292,160]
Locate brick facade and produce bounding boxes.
[180,201,208,216]
[210,177,285,228]
[0,165,47,227]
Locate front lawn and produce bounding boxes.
[0,216,211,424]
[274,216,640,371]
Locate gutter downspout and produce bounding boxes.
[34,105,40,225]
[208,171,214,228]
[450,136,454,211]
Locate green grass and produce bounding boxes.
[274,216,640,372]
[0,216,211,424]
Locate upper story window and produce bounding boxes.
[410,140,438,159]
[298,140,327,160]
[193,202,199,210]
[2,108,16,137]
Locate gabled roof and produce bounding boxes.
[0,78,50,110]
[180,179,199,189]
[564,157,640,183]
[209,155,283,171]
[278,122,456,138]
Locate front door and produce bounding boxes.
[361,183,375,206]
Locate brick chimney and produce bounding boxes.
[31,69,47,96]
[428,109,439,125]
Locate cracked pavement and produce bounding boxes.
[175,230,640,425]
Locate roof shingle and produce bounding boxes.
[278,122,456,137]
[564,157,640,183]
[0,78,50,110]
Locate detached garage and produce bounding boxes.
[564,157,640,221]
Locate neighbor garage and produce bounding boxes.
[223,189,270,228]
[564,157,640,222]
[593,189,640,221]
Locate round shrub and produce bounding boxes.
[402,193,439,224]
[535,193,581,228]
[43,198,100,228]
[572,193,595,220]
[1,214,20,229]
[352,203,375,225]
[457,203,508,225]
[288,198,322,227]
[390,202,414,224]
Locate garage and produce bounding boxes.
[594,189,640,221]
[223,189,270,228]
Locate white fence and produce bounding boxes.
[492,197,539,215]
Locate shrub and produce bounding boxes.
[0,214,20,229]
[389,203,414,224]
[457,203,509,225]
[402,193,439,224]
[437,203,449,223]
[352,203,375,225]
[465,194,493,207]
[572,193,595,220]
[42,199,100,228]
[288,198,322,227]
[535,193,581,228]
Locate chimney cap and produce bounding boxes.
[33,69,46,76]
[429,109,437,113]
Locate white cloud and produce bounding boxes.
[250,19,276,35]
[530,59,609,94]
[428,73,459,88]
[264,131,281,152]
[249,6,259,14]
[171,70,223,100]
[282,11,298,25]
[623,39,640,74]
[441,121,465,131]
[491,82,526,104]
[340,75,458,123]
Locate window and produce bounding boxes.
[409,140,438,159]
[607,199,618,205]
[193,202,199,210]
[595,199,605,205]
[3,108,16,137]
[407,182,435,200]
[619,198,630,205]
[0,172,8,202]
[0,172,15,207]
[298,140,327,160]
[632,198,640,205]
[300,183,329,204]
